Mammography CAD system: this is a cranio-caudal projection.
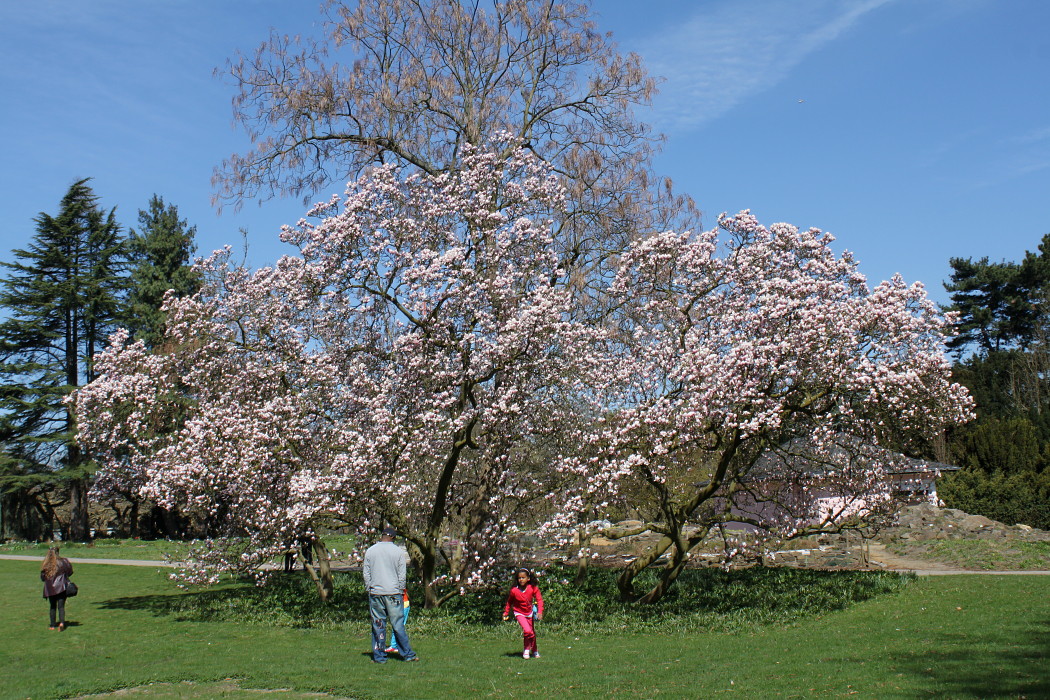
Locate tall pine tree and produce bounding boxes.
[100,195,199,538]
[0,179,126,540]
[943,233,1050,355]
[125,195,199,348]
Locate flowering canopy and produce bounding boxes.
[75,145,605,602]
[547,210,973,601]
[75,147,972,604]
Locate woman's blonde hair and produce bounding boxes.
[41,547,60,579]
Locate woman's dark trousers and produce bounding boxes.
[48,593,67,627]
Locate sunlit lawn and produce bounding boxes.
[3,559,1047,699]
[0,535,359,563]
[0,538,192,561]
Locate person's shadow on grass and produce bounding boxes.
[358,652,417,662]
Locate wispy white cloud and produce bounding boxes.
[633,0,895,133]
[962,154,1050,192]
[1012,125,1050,145]
[984,126,1050,185]
[925,126,1050,192]
[914,128,988,169]
[1009,158,1050,178]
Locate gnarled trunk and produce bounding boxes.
[616,534,674,602]
[618,437,741,603]
[302,539,334,602]
[636,540,690,605]
[418,419,475,609]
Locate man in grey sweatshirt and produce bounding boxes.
[363,526,418,663]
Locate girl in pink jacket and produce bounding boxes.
[502,567,544,659]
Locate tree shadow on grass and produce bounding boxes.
[525,566,914,631]
[883,618,1050,698]
[97,571,366,627]
[95,567,910,632]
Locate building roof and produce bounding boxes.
[752,434,959,478]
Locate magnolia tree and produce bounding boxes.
[216,0,698,316]
[548,211,974,603]
[76,147,972,606]
[74,145,605,606]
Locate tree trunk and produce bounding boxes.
[39,489,60,541]
[573,549,591,586]
[416,536,440,609]
[302,539,334,602]
[417,536,460,608]
[617,437,741,603]
[419,420,474,609]
[128,500,140,538]
[8,495,44,541]
[572,523,591,586]
[68,477,90,541]
[631,526,710,604]
[616,534,674,602]
[636,545,688,605]
[161,506,180,538]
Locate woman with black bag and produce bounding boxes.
[40,546,74,631]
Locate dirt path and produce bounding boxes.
[865,543,1050,575]
[866,543,959,572]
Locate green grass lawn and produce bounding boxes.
[2,559,1047,699]
[0,538,200,562]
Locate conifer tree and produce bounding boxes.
[944,233,1050,355]
[125,195,199,348]
[942,234,1050,528]
[0,179,126,540]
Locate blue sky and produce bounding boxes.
[2,0,1048,306]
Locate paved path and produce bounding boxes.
[0,554,178,567]
[0,554,353,571]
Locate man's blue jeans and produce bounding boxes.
[369,594,415,662]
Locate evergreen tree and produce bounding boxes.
[943,233,1050,355]
[0,179,126,540]
[951,417,1044,474]
[125,195,199,348]
[939,465,1050,530]
[942,233,1050,528]
[951,350,1050,437]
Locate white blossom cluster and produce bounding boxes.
[73,145,972,596]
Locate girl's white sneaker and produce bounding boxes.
[523,650,530,659]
